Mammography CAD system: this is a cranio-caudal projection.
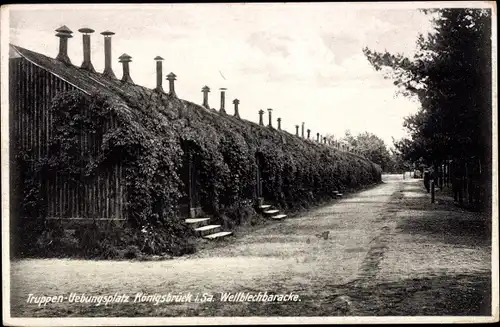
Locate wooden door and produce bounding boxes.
[255,153,264,198]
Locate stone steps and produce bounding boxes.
[185,197,293,240]
[257,201,288,222]
[185,218,211,228]
[194,224,221,236]
[185,218,210,224]
[204,231,233,239]
[263,209,280,215]
[333,190,343,199]
[185,218,233,240]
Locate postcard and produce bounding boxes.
[1,2,498,325]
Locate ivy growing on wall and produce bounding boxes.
[15,87,381,258]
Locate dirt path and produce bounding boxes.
[10,176,492,317]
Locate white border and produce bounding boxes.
[1,2,498,326]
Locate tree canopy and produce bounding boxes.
[363,8,492,168]
[339,130,405,172]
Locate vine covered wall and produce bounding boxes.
[13,87,381,259]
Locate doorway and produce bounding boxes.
[179,141,201,217]
[255,152,265,199]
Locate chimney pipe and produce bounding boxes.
[118,53,133,83]
[154,56,164,92]
[307,129,311,139]
[323,137,327,144]
[277,118,281,130]
[167,73,177,97]
[258,110,264,126]
[219,88,227,113]
[267,109,273,127]
[233,99,240,118]
[317,133,320,142]
[101,31,116,79]
[202,86,210,109]
[55,25,73,65]
[301,122,305,138]
[78,28,95,72]
[295,125,299,136]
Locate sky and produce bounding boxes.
[7,3,436,146]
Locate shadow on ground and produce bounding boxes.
[397,214,490,246]
[395,186,491,247]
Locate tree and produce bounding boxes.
[363,8,492,209]
[341,131,395,172]
[363,9,492,168]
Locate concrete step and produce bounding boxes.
[336,193,343,198]
[204,231,233,240]
[194,224,221,236]
[259,204,272,210]
[271,214,287,220]
[263,209,280,215]
[185,218,210,224]
[185,218,210,229]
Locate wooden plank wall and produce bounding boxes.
[9,57,126,220]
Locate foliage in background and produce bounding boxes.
[339,130,395,172]
[363,8,492,167]
[363,8,492,210]
[14,84,381,258]
[331,130,410,173]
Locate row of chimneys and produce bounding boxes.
[55,25,177,95]
[56,26,239,114]
[200,87,359,152]
[255,109,358,152]
[55,25,361,155]
[200,86,241,118]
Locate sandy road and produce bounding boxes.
[9,176,492,317]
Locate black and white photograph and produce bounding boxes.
[1,2,498,325]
